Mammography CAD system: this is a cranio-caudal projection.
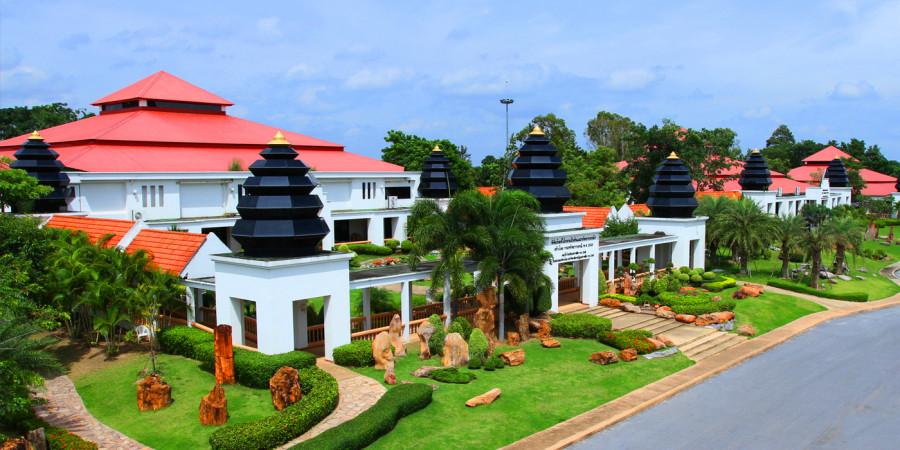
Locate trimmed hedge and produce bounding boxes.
[468,328,489,361]
[427,314,446,356]
[431,367,477,384]
[158,326,316,388]
[657,291,736,315]
[548,313,612,339]
[599,293,636,302]
[333,340,375,367]
[210,367,338,449]
[449,316,473,341]
[767,279,869,302]
[703,276,737,292]
[347,243,394,256]
[599,329,656,354]
[400,240,413,252]
[384,239,400,250]
[293,383,433,450]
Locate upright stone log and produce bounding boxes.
[441,332,469,367]
[473,287,497,339]
[515,313,530,341]
[388,314,406,357]
[214,324,235,385]
[137,374,171,411]
[199,384,228,425]
[269,367,303,411]
[417,323,435,359]
[372,331,394,370]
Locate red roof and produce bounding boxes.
[788,165,897,196]
[126,229,207,274]
[628,204,650,216]
[615,161,628,170]
[45,215,135,247]
[93,71,233,106]
[802,146,857,164]
[696,191,742,199]
[562,206,611,228]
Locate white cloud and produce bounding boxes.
[830,80,877,100]
[606,69,658,91]
[298,86,326,105]
[257,17,281,38]
[398,118,424,132]
[285,63,318,80]
[343,68,409,90]
[743,106,772,119]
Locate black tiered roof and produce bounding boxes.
[507,126,571,213]
[9,131,74,212]
[231,132,329,257]
[647,152,698,218]
[738,150,772,191]
[824,158,850,188]
[418,146,458,198]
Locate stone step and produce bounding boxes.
[597,310,629,320]
[565,306,592,315]
[685,334,747,361]
[678,331,728,355]
[626,316,668,331]
[643,320,683,335]
[610,313,660,329]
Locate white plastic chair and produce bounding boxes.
[134,325,151,342]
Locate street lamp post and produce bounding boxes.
[500,98,514,187]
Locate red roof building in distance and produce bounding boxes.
[788,146,897,197]
[44,215,135,247]
[126,229,208,274]
[0,71,402,173]
[562,206,611,228]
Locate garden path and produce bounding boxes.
[34,375,150,450]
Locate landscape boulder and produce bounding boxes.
[137,374,172,411]
[590,351,618,365]
[620,302,642,313]
[214,324,235,385]
[536,320,552,341]
[858,267,869,273]
[388,314,406,357]
[656,309,677,319]
[737,325,757,336]
[675,314,696,324]
[199,384,228,425]
[499,349,525,366]
[619,348,638,362]
[541,339,561,348]
[695,314,717,327]
[26,428,46,450]
[417,323,436,359]
[506,332,521,346]
[441,332,469,367]
[647,338,666,350]
[372,331,394,370]
[411,366,443,378]
[655,334,675,347]
[856,276,867,281]
[711,311,736,323]
[515,313,530,341]
[474,287,497,338]
[384,363,397,385]
[269,367,303,411]
[466,388,502,407]
[600,297,621,308]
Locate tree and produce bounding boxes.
[798,203,836,289]
[717,198,776,275]
[0,156,53,213]
[695,195,738,266]
[766,124,796,148]
[600,214,638,238]
[772,214,805,278]
[584,111,635,160]
[0,103,95,140]
[761,125,797,174]
[822,215,862,276]
[474,155,507,187]
[380,130,475,190]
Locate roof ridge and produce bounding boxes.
[136,71,165,99]
[89,110,144,140]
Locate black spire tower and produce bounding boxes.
[231,132,329,257]
[9,131,74,212]
[824,158,850,188]
[418,145,458,198]
[507,126,571,213]
[738,150,772,191]
[647,152,698,218]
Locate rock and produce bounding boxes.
[600,297,621,308]
[647,338,666,350]
[657,306,671,312]
[881,242,891,246]
[411,366,443,378]
[711,296,722,302]
[656,309,676,319]
[536,320,552,341]
[838,274,852,281]
[487,335,496,356]
[620,302,642,313]
[619,348,638,362]
[499,349,525,366]
[515,313,530,341]
[828,279,838,284]
[1,438,28,450]
[388,314,406,357]
[529,320,541,332]
[590,351,618,365]
[858,267,869,273]
[820,271,836,279]
[372,331,394,370]
[506,332,520,346]
[441,333,469,367]
[465,388,502,407]
[26,428,46,450]
[642,347,680,359]
[737,325,757,336]
[655,334,675,347]
[856,276,867,281]
[199,384,228,425]
[541,339,561,348]
[713,268,725,273]
[137,374,171,411]
[473,288,496,339]
[417,322,435,359]
[675,314,696,324]
[606,279,617,295]
[743,285,763,297]
[710,311,735,323]
[400,379,413,384]
[694,315,715,326]
[384,363,397,385]
[214,324,235,385]
[269,367,303,411]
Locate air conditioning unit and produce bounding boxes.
[387,196,398,209]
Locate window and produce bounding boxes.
[385,186,411,199]
[141,186,148,207]
[362,182,378,200]
[140,185,165,208]
[158,185,164,206]
[150,186,156,207]
[146,100,222,111]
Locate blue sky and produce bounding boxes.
[2,0,899,165]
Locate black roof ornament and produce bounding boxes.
[738,150,772,191]
[418,145,458,198]
[507,126,571,213]
[9,131,74,212]
[647,152,698,218]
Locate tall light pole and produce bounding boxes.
[500,98,514,151]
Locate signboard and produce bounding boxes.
[547,233,599,263]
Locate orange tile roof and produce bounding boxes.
[126,229,208,274]
[45,215,136,247]
[477,186,498,197]
[562,206,611,228]
[628,204,650,216]
[695,191,742,199]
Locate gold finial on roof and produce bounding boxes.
[529,125,545,136]
[752,149,760,153]
[432,145,441,153]
[28,130,44,141]
[667,151,679,159]
[268,131,291,146]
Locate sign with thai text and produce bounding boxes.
[547,233,599,263]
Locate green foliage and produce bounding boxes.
[488,354,505,369]
[209,368,338,450]
[430,367,477,384]
[157,326,316,388]
[380,130,475,190]
[874,218,900,228]
[599,293,636,302]
[336,244,351,253]
[0,103,95,140]
[767,279,869,302]
[467,357,483,370]
[702,276,737,292]
[598,329,656,354]
[548,313,612,339]
[294,383,433,450]
[347,243,393,256]
[676,273,690,283]
[862,248,887,260]
[585,111,635,160]
[483,357,496,371]
[702,271,716,280]
[227,158,243,171]
[333,340,376,367]
[690,274,703,283]
[449,316,473,341]
[400,240,413,252]
[600,214,638,238]
[384,239,400,250]
[0,156,54,212]
[10,414,97,450]
[533,282,552,313]
[657,291,736,315]
[427,314,446,356]
[679,266,691,274]
[468,328,489,361]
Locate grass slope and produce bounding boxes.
[722,286,827,337]
[73,353,273,449]
[354,338,693,449]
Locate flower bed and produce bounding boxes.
[598,329,656,354]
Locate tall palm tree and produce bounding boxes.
[695,194,736,266]
[799,224,835,290]
[822,215,862,275]
[718,198,777,275]
[773,214,805,278]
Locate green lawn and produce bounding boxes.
[73,354,274,449]
[720,286,827,337]
[353,338,694,449]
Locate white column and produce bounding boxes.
[257,300,295,354]
[293,300,308,349]
[442,273,452,327]
[362,287,371,330]
[583,256,599,307]
[323,293,351,361]
[650,245,658,276]
[368,218,385,246]
[185,288,196,326]
[215,294,244,345]
[608,252,615,284]
[544,260,558,312]
[400,281,412,341]
[631,246,637,267]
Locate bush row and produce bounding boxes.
[767,279,869,302]
[599,293,636,302]
[333,339,375,367]
[347,243,394,256]
[657,291,736,315]
[874,218,900,228]
[548,313,612,339]
[292,383,433,450]
[210,367,338,450]
[157,326,316,388]
[598,329,656,354]
[702,276,737,292]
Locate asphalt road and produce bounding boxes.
[570,305,900,450]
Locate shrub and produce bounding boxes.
[430,367,477,384]
[336,244,351,253]
[13,415,98,450]
[384,239,400,250]
[548,313,612,339]
[688,269,700,277]
[599,293,636,303]
[874,218,900,228]
[333,340,375,367]
[599,329,656,354]
[350,253,361,269]
[690,274,703,283]
[533,283,552,313]
[862,248,887,260]
[657,291,736,315]
[767,279,869,302]
[427,314,446,356]
[483,357,495,371]
[294,383,433,450]
[676,273,690,283]
[468,357,483,370]
[703,276,736,292]
[468,328,489,361]
[210,368,338,449]
[488,354,505,369]
[449,316,473,341]
[702,271,716,280]
[400,240,413,253]
[158,326,316,388]
[347,243,394,256]
[679,266,691,274]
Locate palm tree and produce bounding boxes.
[695,194,736,266]
[799,224,834,290]
[822,215,862,276]
[717,198,776,275]
[773,214,805,278]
